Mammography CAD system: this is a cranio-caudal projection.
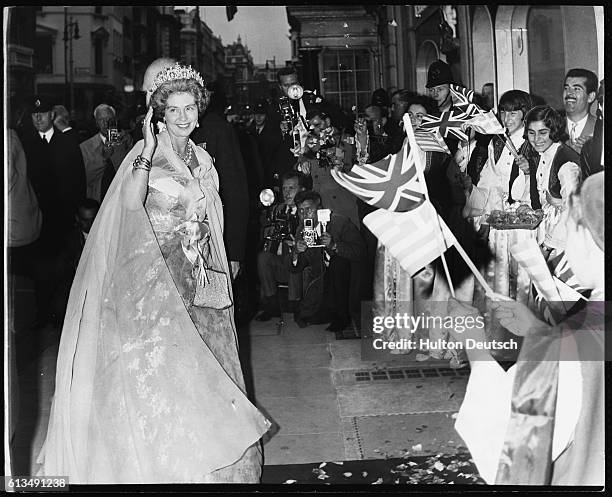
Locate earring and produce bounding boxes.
[196,121,200,128]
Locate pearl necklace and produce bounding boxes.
[172,143,193,166]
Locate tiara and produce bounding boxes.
[150,63,205,94]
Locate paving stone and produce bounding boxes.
[337,379,461,417]
[253,367,335,398]
[251,342,331,371]
[256,394,341,435]
[263,432,345,465]
[353,412,465,459]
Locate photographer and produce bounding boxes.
[291,190,366,333]
[255,171,307,321]
[296,108,359,226]
[270,66,347,188]
[80,103,133,202]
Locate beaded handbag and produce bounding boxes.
[193,256,232,310]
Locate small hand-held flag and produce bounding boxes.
[331,136,426,212]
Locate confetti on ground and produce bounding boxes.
[412,444,423,451]
[433,461,445,471]
[319,462,327,468]
[372,477,383,484]
[284,480,297,484]
[331,461,344,465]
[342,472,352,477]
[451,413,458,419]
[361,471,368,478]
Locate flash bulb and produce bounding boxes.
[259,188,275,207]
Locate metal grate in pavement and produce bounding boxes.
[351,367,470,383]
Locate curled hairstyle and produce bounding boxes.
[150,79,209,120]
[565,68,598,95]
[405,94,439,116]
[294,190,322,207]
[498,90,532,118]
[523,105,568,143]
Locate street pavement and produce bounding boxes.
[9,274,479,485]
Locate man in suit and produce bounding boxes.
[563,68,598,154]
[249,99,284,189]
[580,79,604,176]
[256,171,306,321]
[290,190,367,333]
[80,103,133,202]
[270,66,347,186]
[21,95,87,328]
[191,82,249,280]
[53,105,81,144]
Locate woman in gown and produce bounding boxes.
[37,64,270,483]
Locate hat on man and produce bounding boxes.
[371,88,390,108]
[30,95,53,113]
[426,60,454,88]
[253,100,267,114]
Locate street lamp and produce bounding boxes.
[63,8,80,118]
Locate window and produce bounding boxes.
[94,37,104,74]
[321,49,372,112]
[34,35,53,73]
[528,6,564,108]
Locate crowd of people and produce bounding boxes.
[7,53,604,485]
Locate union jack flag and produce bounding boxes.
[331,137,426,212]
[418,106,475,144]
[450,84,476,108]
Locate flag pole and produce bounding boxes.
[404,115,456,298]
[406,113,504,300]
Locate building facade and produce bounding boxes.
[286,6,382,113]
[225,36,255,108]
[6,6,37,117]
[286,5,604,113]
[384,5,604,110]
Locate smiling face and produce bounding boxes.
[164,92,199,138]
[563,76,596,120]
[527,120,554,153]
[499,109,524,135]
[254,113,266,127]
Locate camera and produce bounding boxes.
[260,193,299,253]
[303,218,318,247]
[107,119,120,144]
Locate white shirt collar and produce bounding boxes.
[567,114,589,136]
[40,128,54,142]
[539,141,561,162]
[62,126,73,133]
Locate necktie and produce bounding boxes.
[41,134,48,144]
[570,122,577,142]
